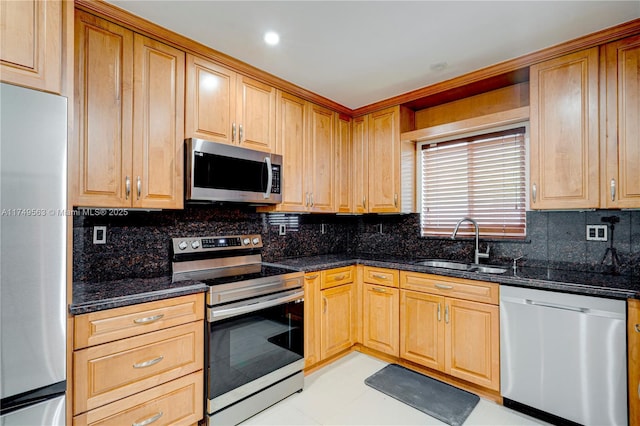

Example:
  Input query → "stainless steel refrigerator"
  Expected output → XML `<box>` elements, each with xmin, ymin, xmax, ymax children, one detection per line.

<box><xmin>0</xmin><ymin>83</ymin><xmax>67</xmax><ymax>425</ymax></box>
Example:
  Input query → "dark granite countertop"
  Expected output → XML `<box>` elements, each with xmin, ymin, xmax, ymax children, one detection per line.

<box><xmin>70</xmin><ymin>276</ymin><xmax>209</xmax><ymax>315</ymax></box>
<box><xmin>268</xmin><ymin>254</ymin><xmax>640</xmax><ymax>300</ymax></box>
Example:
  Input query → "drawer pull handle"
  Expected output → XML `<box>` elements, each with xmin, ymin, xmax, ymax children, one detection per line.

<box><xmin>372</xmin><ymin>287</ymin><xmax>386</xmax><ymax>293</ymax></box>
<box><xmin>333</xmin><ymin>274</ymin><xmax>346</xmax><ymax>281</ymax></box>
<box><xmin>133</xmin><ymin>356</ymin><xmax>164</xmax><ymax>369</ymax></box>
<box><xmin>133</xmin><ymin>411</ymin><xmax>163</xmax><ymax>426</ymax></box>
<box><xmin>435</xmin><ymin>283</ymin><xmax>453</xmax><ymax>290</ymax></box>
<box><xmin>305</xmin><ymin>274</ymin><xmax>319</xmax><ymax>280</ymax></box>
<box><xmin>372</xmin><ymin>274</ymin><xmax>388</xmax><ymax>280</ymax></box>
<box><xmin>133</xmin><ymin>314</ymin><xmax>164</xmax><ymax>324</ymax></box>
<box><xmin>635</xmin><ymin>324</ymin><xmax>640</xmax><ymax>333</ymax></box>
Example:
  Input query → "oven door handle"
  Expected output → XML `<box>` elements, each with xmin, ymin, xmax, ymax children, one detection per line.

<box><xmin>209</xmin><ymin>290</ymin><xmax>304</xmax><ymax>322</ymax></box>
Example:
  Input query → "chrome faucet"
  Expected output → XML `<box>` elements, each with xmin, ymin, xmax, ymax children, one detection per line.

<box><xmin>450</xmin><ymin>217</ymin><xmax>490</xmax><ymax>264</ymax></box>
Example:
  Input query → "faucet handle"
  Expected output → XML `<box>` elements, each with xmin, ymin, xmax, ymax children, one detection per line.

<box><xmin>512</xmin><ymin>255</ymin><xmax>524</xmax><ymax>270</ymax></box>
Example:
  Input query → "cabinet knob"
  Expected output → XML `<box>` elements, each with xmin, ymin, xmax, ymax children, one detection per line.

<box><xmin>532</xmin><ymin>183</ymin><xmax>537</xmax><ymax>203</ymax></box>
<box><xmin>610</xmin><ymin>178</ymin><xmax>616</xmax><ymax>202</ymax></box>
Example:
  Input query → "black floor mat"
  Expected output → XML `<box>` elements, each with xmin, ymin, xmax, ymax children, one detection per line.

<box><xmin>364</xmin><ymin>364</ymin><xmax>479</xmax><ymax>426</ymax></box>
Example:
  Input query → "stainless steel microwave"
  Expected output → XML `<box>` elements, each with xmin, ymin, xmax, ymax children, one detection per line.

<box><xmin>185</xmin><ymin>139</ymin><xmax>282</xmax><ymax>204</ymax></box>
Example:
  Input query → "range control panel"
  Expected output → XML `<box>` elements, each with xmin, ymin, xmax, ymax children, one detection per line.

<box><xmin>172</xmin><ymin>234</ymin><xmax>262</xmax><ymax>254</ymax></box>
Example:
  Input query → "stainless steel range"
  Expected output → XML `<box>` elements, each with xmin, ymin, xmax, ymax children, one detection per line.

<box><xmin>172</xmin><ymin>234</ymin><xmax>304</xmax><ymax>426</ymax></box>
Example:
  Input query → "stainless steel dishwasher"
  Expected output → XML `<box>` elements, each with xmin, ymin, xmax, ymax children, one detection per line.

<box><xmin>500</xmin><ymin>286</ymin><xmax>627</xmax><ymax>426</ymax></box>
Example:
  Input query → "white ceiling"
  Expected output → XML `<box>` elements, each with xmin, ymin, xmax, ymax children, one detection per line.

<box><xmin>108</xmin><ymin>1</ymin><xmax>639</xmax><ymax>110</ymax></box>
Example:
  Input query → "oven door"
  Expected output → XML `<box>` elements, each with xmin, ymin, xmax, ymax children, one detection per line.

<box><xmin>207</xmin><ymin>288</ymin><xmax>304</xmax><ymax>414</ymax></box>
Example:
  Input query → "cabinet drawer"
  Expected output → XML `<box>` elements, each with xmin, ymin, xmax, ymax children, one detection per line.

<box><xmin>73</xmin><ymin>372</ymin><xmax>203</xmax><ymax>426</ymax></box>
<box><xmin>400</xmin><ymin>272</ymin><xmax>498</xmax><ymax>305</ymax></box>
<box><xmin>74</xmin><ymin>293</ymin><xmax>204</xmax><ymax>349</ymax></box>
<box><xmin>74</xmin><ymin>322</ymin><xmax>203</xmax><ymax>415</ymax></box>
<box><xmin>321</xmin><ymin>266</ymin><xmax>354</xmax><ymax>289</ymax></box>
<box><xmin>363</xmin><ymin>267</ymin><xmax>399</xmax><ymax>288</ymax></box>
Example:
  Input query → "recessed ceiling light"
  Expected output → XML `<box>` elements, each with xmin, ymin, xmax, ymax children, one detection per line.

<box><xmin>430</xmin><ymin>62</ymin><xmax>448</xmax><ymax>72</ymax></box>
<box><xmin>264</xmin><ymin>31</ymin><xmax>280</xmax><ymax>46</ymax></box>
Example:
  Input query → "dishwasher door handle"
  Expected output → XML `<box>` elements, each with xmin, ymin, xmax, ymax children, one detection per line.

<box><xmin>526</xmin><ymin>299</ymin><xmax>587</xmax><ymax>313</ymax></box>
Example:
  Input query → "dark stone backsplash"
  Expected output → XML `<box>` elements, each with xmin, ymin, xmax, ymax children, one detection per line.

<box><xmin>73</xmin><ymin>206</ymin><xmax>640</xmax><ymax>282</ymax></box>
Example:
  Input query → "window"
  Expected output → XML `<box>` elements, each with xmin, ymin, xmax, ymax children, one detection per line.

<box><xmin>419</xmin><ymin>126</ymin><xmax>526</xmax><ymax>238</ymax></box>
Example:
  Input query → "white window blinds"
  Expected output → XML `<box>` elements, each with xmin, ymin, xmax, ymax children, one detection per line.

<box><xmin>420</xmin><ymin>127</ymin><xmax>526</xmax><ymax>238</ymax></box>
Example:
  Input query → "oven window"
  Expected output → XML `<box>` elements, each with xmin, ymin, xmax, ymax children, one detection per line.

<box><xmin>209</xmin><ymin>299</ymin><xmax>303</xmax><ymax>399</ymax></box>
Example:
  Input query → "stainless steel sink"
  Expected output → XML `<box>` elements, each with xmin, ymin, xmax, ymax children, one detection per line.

<box><xmin>414</xmin><ymin>259</ymin><xmax>507</xmax><ymax>274</ymax></box>
<box><xmin>414</xmin><ymin>260</ymin><xmax>470</xmax><ymax>271</ymax></box>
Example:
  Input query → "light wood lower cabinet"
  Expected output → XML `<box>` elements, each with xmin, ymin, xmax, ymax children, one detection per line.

<box><xmin>305</xmin><ymin>267</ymin><xmax>356</xmax><ymax>368</ymax></box>
<box><xmin>362</xmin><ymin>267</ymin><xmax>400</xmax><ymax>357</ymax></box>
<box><xmin>400</xmin><ymin>271</ymin><xmax>500</xmax><ymax>391</ymax></box>
<box><xmin>629</xmin><ymin>298</ymin><xmax>640</xmax><ymax>426</ymax></box>
<box><xmin>73</xmin><ymin>293</ymin><xmax>204</xmax><ymax>425</ymax></box>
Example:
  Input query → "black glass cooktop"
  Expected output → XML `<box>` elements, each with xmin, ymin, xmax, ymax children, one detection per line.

<box><xmin>174</xmin><ymin>264</ymin><xmax>299</xmax><ymax>286</ymax></box>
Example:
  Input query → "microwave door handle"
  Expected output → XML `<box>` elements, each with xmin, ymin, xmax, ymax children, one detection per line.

<box><xmin>264</xmin><ymin>156</ymin><xmax>273</xmax><ymax>199</ymax></box>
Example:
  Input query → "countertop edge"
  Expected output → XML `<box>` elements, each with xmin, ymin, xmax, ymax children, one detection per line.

<box><xmin>267</xmin><ymin>257</ymin><xmax>639</xmax><ymax>300</ymax></box>
<box><xmin>69</xmin><ymin>283</ymin><xmax>209</xmax><ymax>315</ymax></box>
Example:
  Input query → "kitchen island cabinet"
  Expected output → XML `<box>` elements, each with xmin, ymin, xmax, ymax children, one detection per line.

<box><xmin>72</xmin><ymin>293</ymin><xmax>204</xmax><ymax>425</ymax></box>
<box><xmin>72</xmin><ymin>10</ymin><xmax>185</xmax><ymax>209</ymax></box>
<box><xmin>400</xmin><ymin>271</ymin><xmax>500</xmax><ymax>391</ymax></box>
<box><xmin>185</xmin><ymin>54</ymin><xmax>276</xmax><ymax>152</ymax></box>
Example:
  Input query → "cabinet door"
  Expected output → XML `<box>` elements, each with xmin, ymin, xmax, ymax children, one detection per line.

<box><xmin>445</xmin><ymin>298</ymin><xmax>499</xmax><ymax>391</ymax></box>
<box><xmin>308</xmin><ymin>103</ymin><xmax>335</xmax><ymax>212</ymax></box>
<box><xmin>368</xmin><ymin>106</ymin><xmax>400</xmax><ymax>212</ymax></box>
<box><xmin>0</xmin><ymin>0</ymin><xmax>61</xmax><ymax>93</ymax></box>
<box><xmin>629</xmin><ymin>299</ymin><xmax>640</xmax><ymax>426</ymax></box>
<box><xmin>132</xmin><ymin>34</ymin><xmax>185</xmax><ymax>209</ymax></box>
<box><xmin>304</xmin><ymin>272</ymin><xmax>321</xmax><ymax>369</ymax></box>
<box><xmin>73</xmin><ymin>11</ymin><xmax>133</xmax><ymax>207</ymax></box>
<box><xmin>185</xmin><ymin>54</ymin><xmax>236</xmax><ymax>144</ymax></box>
<box><xmin>352</xmin><ymin>115</ymin><xmax>369</xmax><ymax>213</ymax></box>
<box><xmin>335</xmin><ymin>114</ymin><xmax>352</xmax><ymax>213</ymax></box>
<box><xmin>275</xmin><ymin>91</ymin><xmax>308</xmax><ymax>212</ymax></box>
<box><xmin>363</xmin><ymin>284</ymin><xmax>399</xmax><ymax>356</ymax></box>
<box><xmin>400</xmin><ymin>290</ymin><xmax>445</xmax><ymax>371</ymax></box>
<box><xmin>321</xmin><ymin>284</ymin><xmax>354</xmax><ymax>359</ymax></box>
<box><xmin>604</xmin><ymin>35</ymin><xmax>640</xmax><ymax>209</ymax></box>
<box><xmin>237</xmin><ymin>75</ymin><xmax>276</xmax><ymax>152</ymax></box>
<box><xmin>530</xmin><ymin>47</ymin><xmax>600</xmax><ymax>209</ymax></box>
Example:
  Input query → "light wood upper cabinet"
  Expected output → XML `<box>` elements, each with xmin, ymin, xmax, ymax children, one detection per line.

<box><xmin>132</xmin><ymin>34</ymin><xmax>185</xmax><ymax>209</ymax></box>
<box><xmin>353</xmin><ymin>106</ymin><xmax>414</xmax><ymax>214</ymax></box>
<box><xmin>352</xmin><ymin>115</ymin><xmax>369</xmax><ymax>213</ymax></box>
<box><xmin>72</xmin><ymin>11</ymin><xmax>184</xmax><ymax>208</ymax></box>
<box><xmin>308</xmin><ymin>103</ymin><xmax>335</xmax><ymax>212</ymax></box>
<box><xmin>273</xmin><ymin>91</ymin><xmax>308</xmax><ymax>211</ymax></box>
<box><xmin>530</xmin><ymin>47</ymin><xmax>600</xmax><ymax>209</ymax></box>
<box><xmin>73</xmin><ymin>11</ymin><xmax>134</xmax><ymax>207</ymax></box>
<box><xmin>603</xmin><ymin>35</ymin><xmax>640</xmax><ymax>209</ymax></box>
<box><xmin>335</xmin><ymin>114</ymin><xmax>352</xmax><ymax>213</ymax></box>
<box><xmin>0</xmin><ymin>0</ymin><xmax>62</xmax><ymax>93</ymax></box>
<box><xmin>267</xmin><ymin>92</ymin><xmax>335</xmax><ymax>213</ymax></box>
<box><xmin>185</xmin><ymin>54</ymin><xmax>276</xmax><ymax>152</ymax></box>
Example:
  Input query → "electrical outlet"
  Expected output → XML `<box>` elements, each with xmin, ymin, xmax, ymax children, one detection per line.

<box><xmin>278</xmin><ymin>224</ymin><xmax>286</xmax><ymax>236</ymax></box>
<box><xmin>586</xmin><ymin>224</ymin><xmax>607</xmax><ymax>241</ymax></box>
<box><xmin>321</xmin><ymin>224</ymin><xmax>327</xmax><ymax>234</ymax></box>
<box><xmin>93</xmin><ymin>226</ymin><xmax>107</xmax><ymax>244</ymax></box>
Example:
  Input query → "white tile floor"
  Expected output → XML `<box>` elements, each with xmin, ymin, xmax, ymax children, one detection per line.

<box><xmin>241</xmin><ymin>351</ymin><xmax>549</xmax><ymax>426</ymax></box>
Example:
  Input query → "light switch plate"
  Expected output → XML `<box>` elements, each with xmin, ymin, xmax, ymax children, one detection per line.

<box><xmin>93</xmin><ymin>226</ymin><xmax>107</xmax><ymax>244</ymax></box>
<box><xmin>586</xmin><ymin>224</ymin><xmax>607</xmax><ymax>241</ymax></box>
